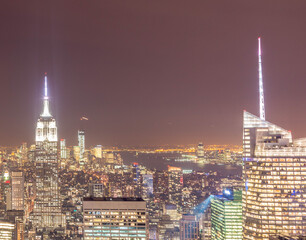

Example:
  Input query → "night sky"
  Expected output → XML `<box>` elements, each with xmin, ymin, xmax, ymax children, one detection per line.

<box><xmin>1</xmin><ymin>1</ymin><xmax>306</xmax><ymax>147</ymax></box>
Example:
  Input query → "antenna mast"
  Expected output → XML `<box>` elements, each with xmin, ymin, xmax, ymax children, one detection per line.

<box><xmin>258</xmin><ymin>37</ymin><xmax>265</xmax><ymax>120</ymax></box>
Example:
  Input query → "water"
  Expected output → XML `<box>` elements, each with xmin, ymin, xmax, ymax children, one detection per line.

<box><xmin>119</xmin><ymin>151</ymin><xmax>242</xmax><ymax>177</ymax></box>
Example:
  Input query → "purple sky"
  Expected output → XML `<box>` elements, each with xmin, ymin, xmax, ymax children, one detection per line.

<box><xmin>1</xmin><ymin>1</ymin><xmax>306</xmax><ymax>147</ymax></box>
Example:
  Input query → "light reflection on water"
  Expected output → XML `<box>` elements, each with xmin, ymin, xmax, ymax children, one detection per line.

<box><xmin>119</xmin><ymin>151</ymin><xmax>242</xmax><ymax>177</ymax></box>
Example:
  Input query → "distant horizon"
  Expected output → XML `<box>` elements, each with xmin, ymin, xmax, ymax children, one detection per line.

<box><xmin>0</xmin><ymin>143</ymin><xmax>242</xmax><ymax>149</ymax></box>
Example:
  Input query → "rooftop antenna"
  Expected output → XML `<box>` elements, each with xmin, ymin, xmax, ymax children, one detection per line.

<box><xmin>44</xmin><ymin>72</ymin><xmax>48</xmax><ymax>99</ymax></box>
<box><xmin>258</xmin><ymin>37</ymin><xmax>265</xmax><ymax>120</ymax></box>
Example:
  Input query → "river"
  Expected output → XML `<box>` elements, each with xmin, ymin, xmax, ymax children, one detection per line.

<box><xmin>119</xmin><ymin>151</ymin><xmax>242</xmax><ymax>177</ymax></box>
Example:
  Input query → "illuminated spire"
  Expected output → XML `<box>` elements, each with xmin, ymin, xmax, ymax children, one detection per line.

<box><xmin>44</xmin><ymin>73</ymin><xmax>48</xmax><ymax>98</ymax></box>
<box><xmin>41</xmin><ymin>73</ymin><xmax>52</xmax><ymax>117</ymax></box>
<box><xmin>258</xmin><ymin>37</ymin><xmax>265</xmax><ymax>120</ymax></box>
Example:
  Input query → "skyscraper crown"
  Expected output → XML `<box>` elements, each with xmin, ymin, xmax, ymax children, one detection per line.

<box><xmin>41</xmin><ymin>73</ymin><xmax>52</xmax><ymax>117</ymax></box>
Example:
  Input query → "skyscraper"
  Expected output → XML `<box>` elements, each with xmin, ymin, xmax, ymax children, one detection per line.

<box><xmin>142</xmin><ymin>174</ymin><xmax>154</xmax><ymax>200</ymax></box>
<box><xmin>60</xmin><ymin>139</ymin><xmax>67</xmax><ymax>159</ymax></box>
<box><xmin>78</xmin><ymin>130</ymin><xmax>85</xmax><ymax>164</ymax></box>
<box><xmin>197</xmin><ymin>142</ymin><xmax>205</xmax><ymax>163</ymax></box>
<box><xmin>168</xmin><ymin>166</ymin><xmax>183</xmax><ymax>210</ymax></box>
<box><xmin>33</xmin><ymin>74</ymin><xmax>64</xmax><ymax>231</ymax></box>
<box><xmin>11</xmin><ymin>171</ymin><xmax>24</xmax><ymax>211</ymax></box>
<box><xmin>242</xmin><ymin>111</ymin><xmax>306</xmax><ymax>239</ymax></box>
<box><xmin>211</xmin><ymin>189</ymin><xmax>242</xmax><ymax>240</ymax></box>
<box><xmin>242</xmin><ymin>38</ymin><xmax>306</xmax><ymax>239</ymax></box>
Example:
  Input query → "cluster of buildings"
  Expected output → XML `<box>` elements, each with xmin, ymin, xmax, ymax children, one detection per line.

<box><xmin>0</xmin><ymin>38</ymin><xmax>306</xmax><ymax>240</ymax></box>
<box><xmin>196</xmin><ymin>142</ymin><xmax>242</xmax><ymax>165</ymax></box>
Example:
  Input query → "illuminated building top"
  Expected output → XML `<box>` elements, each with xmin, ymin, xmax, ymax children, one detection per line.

<box><xmin>243</xmin><ymin>111</ymin><xmax>306</xmax><ymax>239</ymax></box>
<box><xmin>35</xmin><ymin>73</ymin><xmax>57</xmax><ymax>142</ymax></box>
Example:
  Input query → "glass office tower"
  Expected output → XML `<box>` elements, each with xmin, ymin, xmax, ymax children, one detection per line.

<box><xmin>243</xmin><ymin>111</ymin><xmax>306</xmax><ymax>239</ymax></box>
<box><xmin>211</xmin><ymin>190</ymin><xmax>242</xmax><ymax>240</ymax></box>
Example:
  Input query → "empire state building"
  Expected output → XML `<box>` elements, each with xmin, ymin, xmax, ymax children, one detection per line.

<box><xmin>33</xmin><ymin>74</ymin><xmax>64</xmax><ymax>231</ymax></box>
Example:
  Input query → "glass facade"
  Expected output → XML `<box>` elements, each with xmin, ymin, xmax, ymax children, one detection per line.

<box><xmin>243</xmin><ymin>111</ymin><xmax>306</xmax><ymax>239</ymax></box>
<box><xmin>180</xmin><ymin>214</ymin><xmax>200</xmax><ymax>240</ymax></box>
<box><xmin>211</xmin><ymin>191</ymin><xmax>242</xmax><ymax>240</ymax></box>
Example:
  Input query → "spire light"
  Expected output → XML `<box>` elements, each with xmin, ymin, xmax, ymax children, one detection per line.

<box><xmin>41</xmin><ymin>73</ymin><xmax>52</xmax><ymax>117</ymax></box>
<box><xmin>258</xmin><ymin>37</ymin><xmax>265</xmax><ymax>120</ymax></box>
<box><xmin>44</xmin><ymin>73</ymin><xmax>48</xmax><ymax>98</ymax></box>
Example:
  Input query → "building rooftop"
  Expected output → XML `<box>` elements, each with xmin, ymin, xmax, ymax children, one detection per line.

<box><xmin>83</xmin><ymin>197</ymin><xmax>145</xmax><ymax>202</ymax></box>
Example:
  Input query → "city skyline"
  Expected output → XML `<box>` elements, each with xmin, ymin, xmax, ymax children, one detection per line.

<box><xmin>1</xmin><ymin>2</ymin><xmax>305</xmax><ymax>240</ymax></box>
<box><xmin>2</xmin><ymin>1</ymin><xmax>306</xmax><ymax>147</ymax></box>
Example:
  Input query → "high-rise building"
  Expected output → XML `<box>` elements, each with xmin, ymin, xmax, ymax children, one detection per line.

<box><xmin>32</xmin><ymin>74</ymin><xmax>64</xmax><ymax>231</ymax></box>
<box><xmin>197</xmin><ymin>142</ymin><xmax>205</xmax><ymax>163</ymax></box>
<box><xmin>242</xmin><ymin>38</ymin><xmax>306</xmax><ymax>239</ymax></box>
<box><xmin>93</xmin><ymin>145</ymin><xmax>102</xmax><ymax>159</ymax></box>
<box><xmin>78</xmin><ymin>130</ymin><xmax>85</xmax><ymax>164</ymax></box>
<box><xmin>211</xmin><ymin>189</ymin><xmax>242</xmax><ymax>240</ymax></box>
<box><xmin>242</xmin><ymin>111</ymin><xmax>306</xmax><ymax>239</ymax></box>
<box><xmin>168</xmin><ymin>166</ymin><xmax>183</xmax><ymax>209</ymax></box>
<box><xmin>132</xmin><ymin>162</ymin><xmax>141</xmax><ymax>198</ymax></box>
<box><xmin>83</xmin><ymin>197</ymin><xmax>148</xmax><ymax>239</ymax></box>
<box><xmin>73</xmin><ymin>146</ymin><xmax>80</xmax><ymax>162</ymax></box>
<box><xmin>180</xmin><ymin>214</ymin><xmax>200</xmax><ymax>240</ymax></box>
<box><xmin>11</xmin><ymin>171</ymin><xmax>24</xmax><ymax>211</ymax></box>
<box><xmin>60</xmin><ymin>139</ymin><xmax>67</xmax><ymax>159</ymax></box>
<box><xmin>142</xmin><ymin>174</ymin><xmax>153</xmax><ymax>201</ymax></box>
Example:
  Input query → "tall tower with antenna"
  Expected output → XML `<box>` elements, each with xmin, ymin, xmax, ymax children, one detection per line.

<box><xmin>258</xmin><ymin>37</ymin><xmax>265</xmax><ymax>120</ymax></box>
<box><xmin>33</xmin><ymin>73</ymin><xmax>65</xmax><ymax>232</ymax></box>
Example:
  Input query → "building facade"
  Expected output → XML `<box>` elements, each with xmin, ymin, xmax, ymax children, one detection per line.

<box><xmin>78</xmin><ymin>130</ymin><xmax>85</xmax><ymax>164</ymax></box>
<box><xmin>11</xmin><ymin>171</ymin><xmax>24</xmax><ymax>211</ymax></box>
<box><xmin>168</xmin><ymin>166</ymin><xmax>183</xmax><ymax>210</ymax></box>
<box><xmin>211</xmin><ymin>190</ymin><xmax>242</xmax><ymax>240</ymax></box>
<box><xmin>0</xmin><ymin>221</ymin><xmax>14</xmax><ymax>240</ymax></box>
<box><xmin>60</xmin><ymin>139</ymin><xmax>67</xmax><ymax>159</ymax></box>
<box><xmin>243</xmin><ymin>111</ymin><xmax>306</xmax><ymax>239</ymax></box>
<box><xmin>197</xmin><ymin>142</ymin><xmax>205</xmax><ymax>163</ymax></box>
<box><xmin>89</xmin><ymin>183</ymin><xmax>104</xmax><ymax>198</ymax></box>
<box><xmin>83</xmin><ymin>197</ymin><xmax>148</xmax><ymax>239</ymax></box>
<box><xmin>180</xmin><ymin>214</ymin><xmax>199</xmax><ymax>240</ymax></box>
